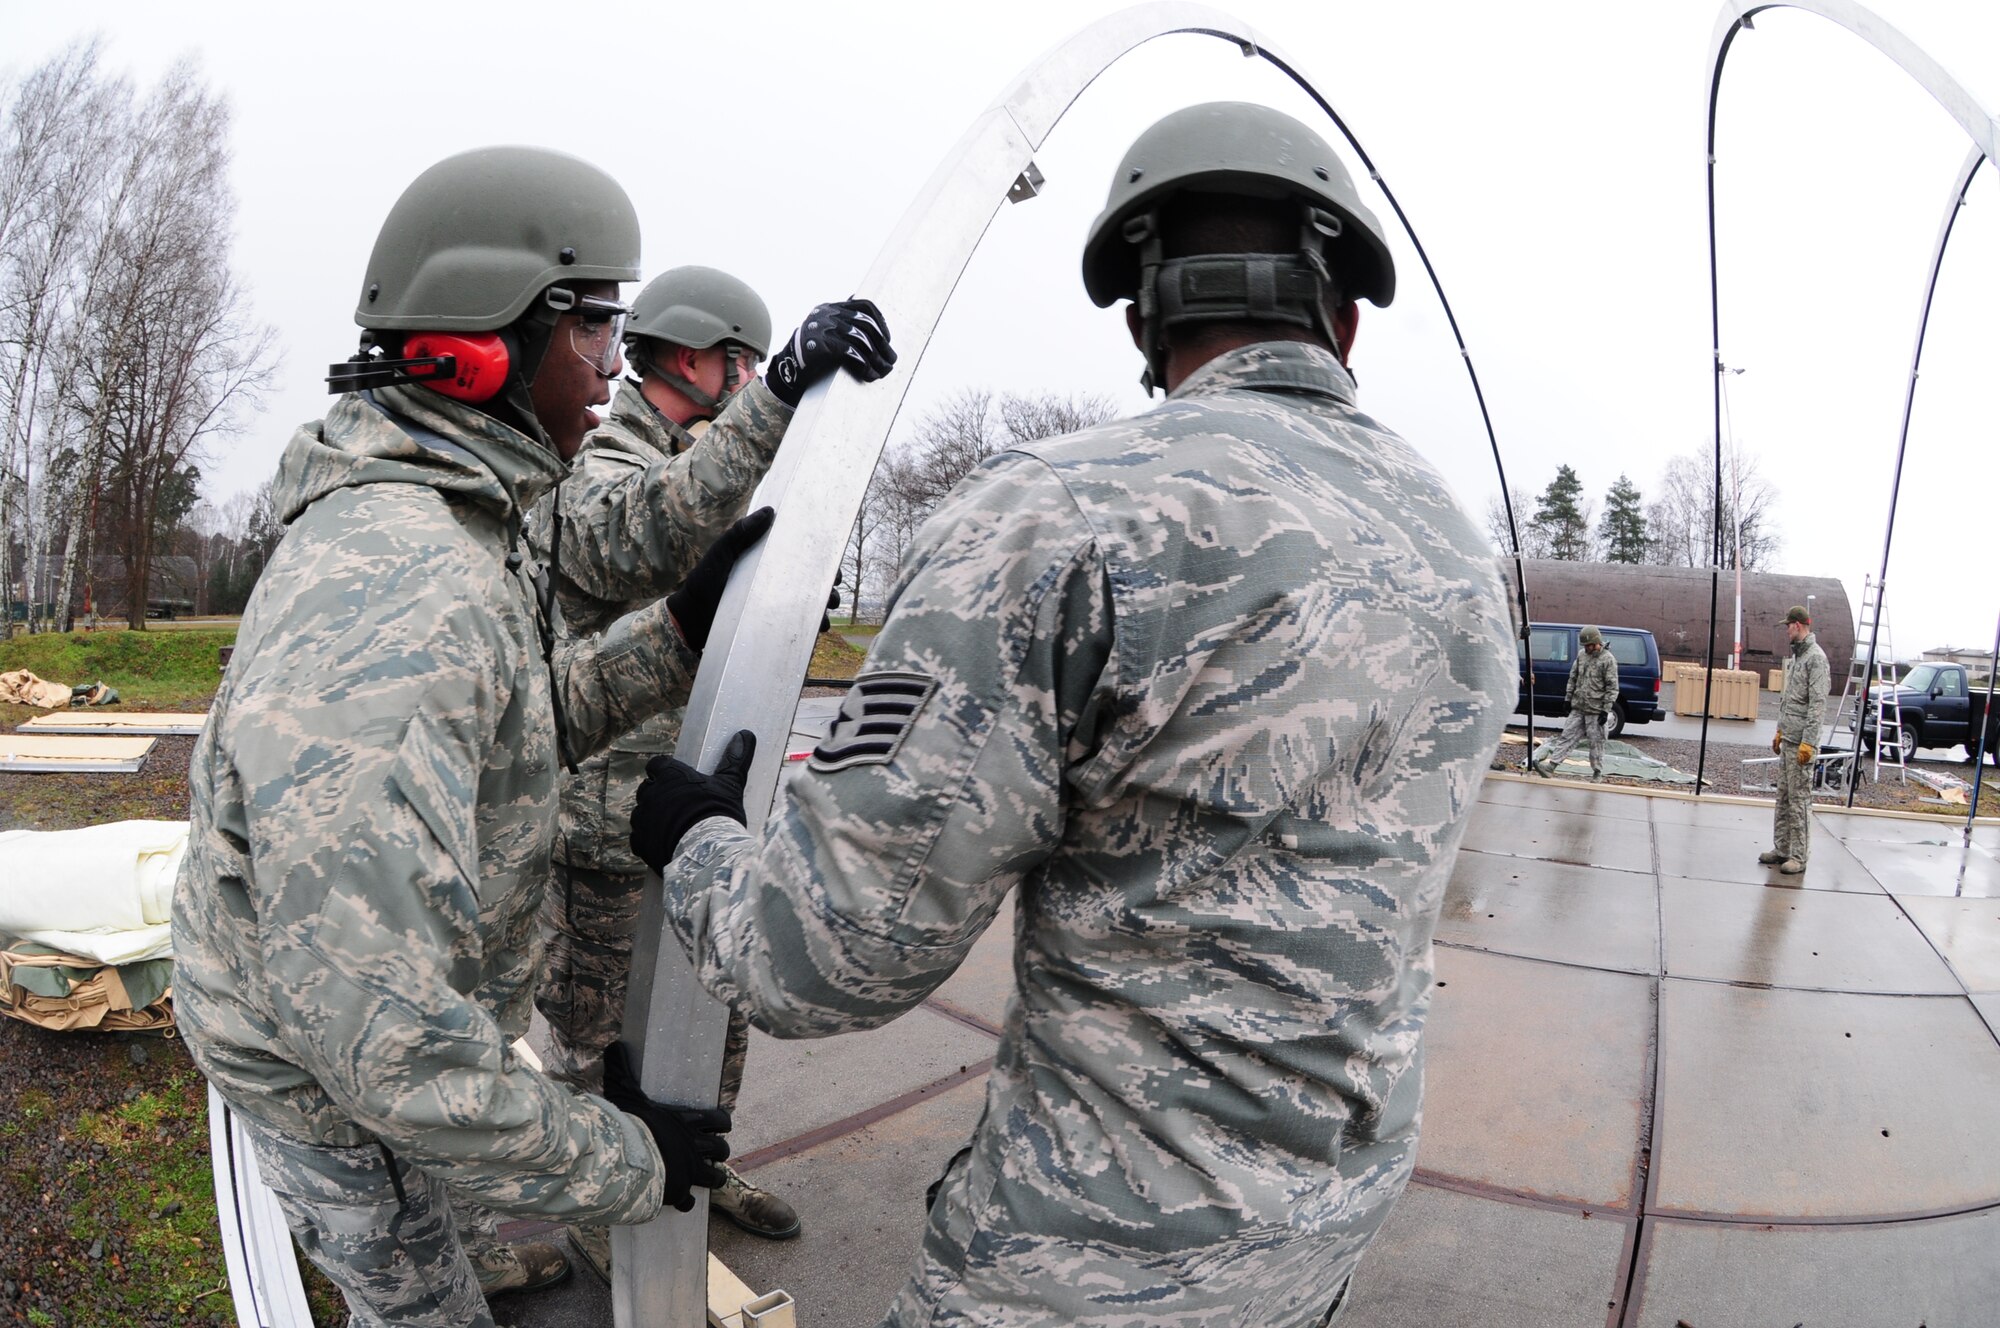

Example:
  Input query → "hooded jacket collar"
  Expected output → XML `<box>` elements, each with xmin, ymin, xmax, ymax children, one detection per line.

<box><xmin>1169</xmin><ymin>340</ymin><xmax>1358</xmax><ymax>407</ymax></box>
<box><xmin>275</xmin><ymin>383</ymin><xmax>568</xmax><ymax>527</ymax></box>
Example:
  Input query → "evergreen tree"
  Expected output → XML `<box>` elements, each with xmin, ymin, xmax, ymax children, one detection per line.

<box><xmin>1598</xmin><ymin>474</ymin><xmax>1649</xmax><ymax>563</ymax></box>
<box><xmin>1531</xmin><ymin>464</ymin><xmax>1592</xmax><ymax>560</ymax></box>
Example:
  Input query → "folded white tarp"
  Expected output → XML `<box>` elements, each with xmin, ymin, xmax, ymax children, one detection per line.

<box><xmin>0</xmin><ymin>819</ymin><xmax>187</xmax><ymax>964</ymax></box>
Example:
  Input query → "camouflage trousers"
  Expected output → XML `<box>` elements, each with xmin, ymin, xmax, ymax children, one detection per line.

<box><xmin>1774</xmin><ymin>748</ymin><xmax>1814</xmax><ymax>865</ymax></box>
<box><xmin>1535</xmin><ymin>709</ymin><xmax>1606</xmax><ymax>773</ymax></box>
<box><xmin>239</xmin><ymin>1114</ymin><xmax>499</xmax><ymax>1328</ymax></box>
<box><xmin>536</xmin><ymin>858</ymin><xmax>749</xmax><ymax>1107</ymax></box>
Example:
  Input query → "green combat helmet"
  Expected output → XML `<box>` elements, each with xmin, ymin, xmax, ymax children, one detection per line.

<box><xmin>355</xmin><ymin>145</ymin><xmax>640</xmax><ymax>331</ymax></box>
<box><xmin>1080</xmin><ymin>101</ymin><xmax>1395</xmax><ymax>392</ymax></box>
<box><xmin>625</xmin><ymin>266</ymin><xmax>772</xmax><ymax>414</ymax></box>
<box><xmin>328</xmin><ymin>145</ymin><xmax>640</xmax><ymax>420</ymax></box>
<box><xmin>1581</xmin><ymin>626</ymin><xmax>1605</xmax><ymax>647</ymax></box>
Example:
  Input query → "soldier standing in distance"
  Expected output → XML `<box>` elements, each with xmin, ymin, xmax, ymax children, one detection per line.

<box><xmin>171</xmin><ymin>147</ymin><xmax>767</xmax><ymax>1326</ymax></box>
<box><xmin>1761</xmin><ymin>605</ymin><xmax>1829</xmax><ymax>874</ymax></box>
<box><xmin>1530</xmin><ymin>624</ymin><xmax>1620</xmax><ymax>781</ymax></box>
<box><xmin>630</xmin><ymin>103</ymin><xmax>1517</xmax><ymax>1327</ymax></box>
<box><xmin>533</xmin><ymin>267</ymin><xmax>895</xmax><ymax>1275</ymax></box>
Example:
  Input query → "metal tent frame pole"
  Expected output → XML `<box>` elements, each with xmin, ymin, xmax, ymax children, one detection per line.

<box><xmin>1698</xmin><ymin>0</ymin><xmax>2000</xmax><ymax>797</ymax></box>
<box><xmin>616</xmin><ymin>3</ymin><xmax>1524</xmax><ymax>1322</ymax></box>
<box><xmin>1967</xmin><ymin>611</ymin><xmax>2000</xmax><ymax>840</ymax></box>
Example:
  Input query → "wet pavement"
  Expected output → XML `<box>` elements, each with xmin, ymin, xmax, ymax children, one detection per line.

<box><xmin>509</xmin><ymin>772</ymin><xmax>2000</xmax><ymax>1327</ymax></box>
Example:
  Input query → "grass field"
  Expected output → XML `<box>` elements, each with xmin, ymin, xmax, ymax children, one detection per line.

<box><xmin>0</xmin><ymin>627</ymin><xmax>235</xmax><ymax>710</ymax></box>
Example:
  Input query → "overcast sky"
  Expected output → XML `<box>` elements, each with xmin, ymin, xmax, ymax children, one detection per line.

<box><xmin>6</xmin><ymin>0</ymin><xmax>1997</xmax><ymax>657</ymax></box>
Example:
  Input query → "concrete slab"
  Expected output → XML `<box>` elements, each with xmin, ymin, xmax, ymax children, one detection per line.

<box><xmin>1438</xmin><ymin>851</ymin><xmax>1658</xmax><ymax>975</ymax></box>
<box><xmin>1643</xmin><ymin>794</ymin><xmax>1765</xmax><ymax>828</ymax></box>
<box><xmin>1847</xmin><ymin>838</ymin><xmax>2000</xmax><ymax>898</ymax></box>
<box><xmin>713</xmin><ymin>1075</ymin><xmax>990</xmax><ymax>1328</ymax></box>
<box><xmin>1653</xmin><ymin>822</ymin><xmax>1883</xmax><ymax>893</ymax></box>
<box><xmin>1653</xmin><ymin>980</ymin><xmax>2000</xmax><ymax>1218</ymax></box>
<box><xmin>728</xmin><ymin>1006</ymin><xmax>996</xmax><ymax>1156</ymax></box>
<box><xmin>1895</xmin><ymin>893</ymin><xmax>2000</xmax><ymax>993</ymax></box>
<box><xmin>1478</xmin><ymin>775</ymin><xmax>1653</xmax><ymax>821</ymax></box>
<box><xmin>1629</xmin><ymin>1207</ymin><xmax>2000</xmax><ymax>1328</ymax></box>
<box><xmin>1817</xmin><ymin>809</ymin><xmax>1963</xmax><ymax>845</ymax></box>
<box><xmin>925</xmin><ymin>894</ymin><xmax>1015</xmax><ymax>1031</ymax></box>
<box><xmin>1420</xmin><ymin>949</ymin><xmax>1652</xmax><ymax>1209</ymax></box>
<box><xmin>1341</xmin><ymin>1183</ymin><xmax>1631</xmax><ymax>1328</ymax></box>
<box><xmin>1660</xmin><ymin>877</ymin><xmax>1959</xmax><ymax>994</ymax></box>
<box><xmin>1460</xmin><ymin>803</ymin><xmax>1654</xmax><ymax>874</ymax></box>
<box><xmin>1976</xmin><ymin>993</ymin><xmax>2000</xmax><ymax>1043</ymax></box>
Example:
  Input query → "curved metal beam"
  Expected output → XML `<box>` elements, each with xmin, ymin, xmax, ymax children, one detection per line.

<box><xmin>208</xmin><ymin>1086</ymin><xmax>311</xmax><ymax>1327</ymax></box>
<box><xmin>622</xmin><ymin>3</ymin><xmax>1528</xmax><ymax>1322</ymax></box>
<box><xmin>1846</xmin><ymin>144</ymin><xmax>1989</xmax><ymax>805</ymax></box>
<box><xmin>1696</xmin><ymin>0</ymin><xmax>2000</xmax><ymax>793</ymax></box>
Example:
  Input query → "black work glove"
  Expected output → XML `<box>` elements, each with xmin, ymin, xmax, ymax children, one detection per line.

<box><xmin>765</xmin><ymin>299</ymin><xmax>896</xmax><ymax>407</ymax></box>
<box><xmin>666</xmin><ymin>508</ymin><xmax>774</xmax><ymax>652</ymax></box>
<box><xmin>822</xmin><ymin>570</ymin><xmax>842</xmax><ymax>635</ymax></box>
<box><xmin>631</xmin><ymin>729</ymin><xmax>757</xmax><ymax>873</ymax></box>
<box><xmin>600</xmin><ymin>1043</ymin><xmax>731</xmax><ymax>1213</ymax></box>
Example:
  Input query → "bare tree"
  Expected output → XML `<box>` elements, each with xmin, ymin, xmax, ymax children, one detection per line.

<box><xmin>857</xmin><ymin>388</ymin><xmax>1120</xmax><ymax>601</ymax></box>
<box><xmin>1646</xmin><ymin>446</ymin><xmax>1780</xmax><ymax>571</ymax></box>
<box><xmin>1484</xmin><ymin>489</ymin><xmax>1548</xmax><ymax>558</ymax></box>
<box><xmin>45</xmin><ymin>61</ymin><xmax>276</xmax><ymax>628</ymax></box>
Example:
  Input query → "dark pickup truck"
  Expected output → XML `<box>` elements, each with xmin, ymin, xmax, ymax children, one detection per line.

<box><xmin>1861</xmin><ymin>662</ymin><xmax>2000</xmax><ymax>765</ymax></box>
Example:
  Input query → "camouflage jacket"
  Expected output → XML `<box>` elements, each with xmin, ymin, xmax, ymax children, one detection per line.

<box><xmin>172</xmin><ymin>383</ymin><xmax>699</xmax><ymax>1226</ymax></box>
<box><xmin>662</xmin><ymin>342</ymin><xmax>1516</xmax><ymax>1326</ymax></box>
<box><xmin>527</xmin><ymin>377</ymin><xmax>790</xmax><ymax>874</ymax></box>
<box><xmin>1566</xmin><ymin>646</ymin><xmax>1620</xmax><ymax>715</ymax></box>
<box><xmin>1779</xmin><ymin>631</ymin><xmax>1830</xmax><ymax>743</ymax></box>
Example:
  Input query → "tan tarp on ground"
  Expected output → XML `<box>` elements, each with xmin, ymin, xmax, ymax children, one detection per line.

<box><xmin>0</xmin><ymin>947</ymin><xmax>173</xmax><ymax>1033</ymax></box>
<box><xmin>0</xmin><ymin>670</ymin><xmax>73</xmax><ymax>709</ymax></box>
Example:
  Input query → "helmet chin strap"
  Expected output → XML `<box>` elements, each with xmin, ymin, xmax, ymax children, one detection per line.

<box><xmin>636</xmin><ymin>343</ymin><xmax>726</xmax><ymax>421</ymax></box>
<box><xmin>1128</xmin><ymin>203</ymin><xmax>1347</xmax><ymax>396</ymax></box>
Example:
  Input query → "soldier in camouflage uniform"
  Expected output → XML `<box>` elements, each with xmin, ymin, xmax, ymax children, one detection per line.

<box><xmin>1761</xmin><ymin>605</ymin><xmax>1829</xmax><ymax>874</ymax></box>
<box><xmin>1530</xmin><ymin>625</ymin><xmax>1621</xmax><ymax>781</ymax></box>
<box><xmin>172</xmin><ymin>147</ymin><xmax>749</xmax><ymax>1327</ymax></box>
<box><xmin>631</xmin><ymin>103</ymin><xmax>1516</xmax><ymax>1327</ymax></box>
<box><xmin>534</xmin><ymin>270</ymin><xmax>892</xmax><ymax>1264</ymax></box>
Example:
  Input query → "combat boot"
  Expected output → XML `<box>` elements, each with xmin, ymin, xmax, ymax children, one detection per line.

<box><xmin>711</xmin><ymin>1164</ymin><xmax>801</xmax><ymax>1240</ymax></box>
<box><xmin>567</xmin><ymin>1224</ymin><xmax>611</xmax><ymax>1285</ymax></box>
<box><xmin>1779</xmin><ymin>859</ymin><xmax>1806</xmax><ymax>875</ymax></box>
<box><xmin>471</xmin><ymin>1238</ymin><xmax>570</xmax><ymax>1298</ymax></box>
<box><xmin>1530</xmin><ymin>760</ymin><xmax>1551</xmax><ymax>779</ymax></box>
<box><xmin>1757</xmin><ymin>850</ymin><xmax>1786</xmax><ymax>865</ymax></box>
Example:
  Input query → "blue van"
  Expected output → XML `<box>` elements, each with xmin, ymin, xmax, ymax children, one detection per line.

<box><xmin>1517</xmin><ymin>622</ymin><xmax>1663</xmax><ymax>737</ymax></box>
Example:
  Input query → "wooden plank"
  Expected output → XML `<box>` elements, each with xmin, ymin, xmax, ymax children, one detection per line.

<box><xmin>19</xmin><ymin>712</ymin><xmax>206</xmax><ymax>736</ymax></box>
<box><xmin>706</xmin><ymin>1252</ymin><xmax>759</xmax><ymax>1328</ymax></box>
<box><xmin>0</xmin><ymin>734</ymin><xmax>155</xmax><ymax>772</ymax></box>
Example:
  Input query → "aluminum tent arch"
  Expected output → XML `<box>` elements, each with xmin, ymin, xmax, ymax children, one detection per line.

<box><xmin>207</xmin><ymin>5</ymin><xmax>1525</xmax><ymax>1324</ymax></box>
<box><xmin>1695</xmin><ymin>0</ymin><xmax>2000</xmax><ymax>793</ymax></box>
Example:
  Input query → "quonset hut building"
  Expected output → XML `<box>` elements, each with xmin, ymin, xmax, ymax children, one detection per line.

<box><xmin>1507</xmin><ymin>558</ymin><xmax>1855</xmax><ymax>681</ymax></box>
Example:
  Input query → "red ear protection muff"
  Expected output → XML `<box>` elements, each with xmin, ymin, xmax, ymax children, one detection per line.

<box><xmin>401</xmin><ymin>333</ymin><xmax>510</xmax><ymax>403</ymax></box>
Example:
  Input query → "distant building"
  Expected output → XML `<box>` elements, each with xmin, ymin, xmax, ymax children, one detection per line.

<box><xmin>1502</xmin><ymin>558</ymin><xmax>1855</xmax><ymax>679</ymax></box>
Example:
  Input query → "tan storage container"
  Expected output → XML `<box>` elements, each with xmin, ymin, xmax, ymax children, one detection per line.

<box><xmin>1674</xmin><ymin>667</ymin><xmax>1761</xmax><ymax>720</ymax></box>
<box><xmin>1768</xmin><ymin>667</ymin><xmax>1786</xmax><ymax>692</ymax></box>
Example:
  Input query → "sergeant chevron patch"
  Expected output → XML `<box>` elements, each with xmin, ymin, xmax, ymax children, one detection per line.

<box><xmin>809</xmin><ymin>671</ymin><xmax>937</xmax><ymax>772</ymax></box>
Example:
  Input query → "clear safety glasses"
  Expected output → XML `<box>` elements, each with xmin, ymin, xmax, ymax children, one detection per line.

<box><xmin>546</xmin><ymin>288</ymin><xmax>631</xmax><ymax>377</ymax></box>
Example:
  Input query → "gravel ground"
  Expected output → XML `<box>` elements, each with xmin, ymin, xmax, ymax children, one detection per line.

<box><xmin>1497</xmin><ymin>723</ymin><xmax>2000</xmax><ymax>816</ymax></box>
<box><xmin>0</xmin><ymin>1020</ymin><xmax>231</xmax><ymax>1327</ymax></box>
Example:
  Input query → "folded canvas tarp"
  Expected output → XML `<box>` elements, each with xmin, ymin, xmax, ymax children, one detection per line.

<box><xmin>0</xmin><ymin>819</ymin><xmax>186</xmax><ymax>964</ymax></box>
<box><xmin>0</xmin><ymin>670</ymin><xmax>73</xmax><ymax>709</ymax></box>
<box><xmin>0</xmin><ymin>943</ymin><xmax>172</xmax><ymax>1033</ymax></box>
<box><xmin>0</xmin><ymin>819</ymin><xmax>187</xmax><ymax>1033</ymax></box>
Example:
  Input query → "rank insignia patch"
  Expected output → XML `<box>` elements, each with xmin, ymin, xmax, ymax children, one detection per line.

<box><xmin>809</xmin><ymin>671</ymin><xmax>938</xmax><ymax>772</ymax></box>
